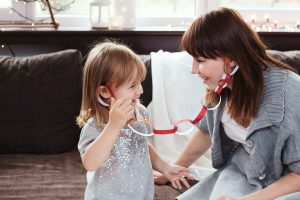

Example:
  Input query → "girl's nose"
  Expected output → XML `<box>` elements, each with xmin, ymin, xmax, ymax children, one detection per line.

<box><xmin>191</xmin><ymin>59</ymin><xmax>200</xmax><ymax>74</ymax></box>
<box><xmin>137</xmin><ymin>83</ymin><xmax>143</xmax><ymax>94</ymax></box>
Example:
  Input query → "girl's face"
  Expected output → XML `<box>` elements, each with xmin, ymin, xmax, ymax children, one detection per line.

<box><xmin>112</xmin><ymin>79</ymin><xmax>143</xmax><ymax>107</ymax></box>
<box><xmin>192</xmin><ymin>56</ymin><xmax>229</xmax><ymax>91</ymax></box>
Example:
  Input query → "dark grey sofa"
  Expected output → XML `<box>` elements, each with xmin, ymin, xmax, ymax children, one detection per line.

<box><xmin>0</xmin><ymin>49</ymin><xmax>183</xmax><ymax>200</ymax></box>
<box><xmin>0</xmin><ymin>48</ymin><xmax>299</xmax><ymax>200</ymax></box>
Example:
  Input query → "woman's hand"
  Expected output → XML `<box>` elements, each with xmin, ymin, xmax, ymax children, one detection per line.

<box><xmin>216</xmin><ymin>195</ymin><xmax>239</xmax><ymax>200</ymax></box>
<box><xmin>108</xmin><ymin>98</ymin><xmax>135</xmax><ymax>130</ymax></box>
<box><xmin>161</xmin><ymin>164</ymin><xmax>195</xmax><ymax>189</ymax></box>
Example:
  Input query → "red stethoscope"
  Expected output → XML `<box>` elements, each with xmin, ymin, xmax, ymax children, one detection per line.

<box><xmin>98</xmin><ymin>66</ymin><xmax>239</xmax><ymax>137</ymax></box>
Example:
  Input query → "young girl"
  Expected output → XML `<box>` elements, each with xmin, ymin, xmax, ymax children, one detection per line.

<box><xmin>77</xmin><ymin>41</ymin><xmax>193</xmax><ymax>200</ymax></box>
<box><xmin>156</xmin><ymin>7</ymin><xmax>300</xmax><ymax>200</ymax></box>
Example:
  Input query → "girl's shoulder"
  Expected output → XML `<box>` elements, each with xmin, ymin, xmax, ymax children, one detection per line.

<box><xmin>81</xmin><ymin>117</ymin><xmax>103</xmax><ymax>135</ymax></box>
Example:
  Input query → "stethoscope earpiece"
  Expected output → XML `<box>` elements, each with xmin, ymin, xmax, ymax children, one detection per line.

<box><xmin>98</xmin><ymin>96</ymin><xmax>109</xmax><ymax>107</ymax></box>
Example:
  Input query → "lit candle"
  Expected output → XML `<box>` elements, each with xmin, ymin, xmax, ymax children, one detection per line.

<box><xmin>268</xmin><ymin>27</ymin><xmax>272</xmax><ymax>32</ymax></box>
<box><xmin>109</xmin><ymin>16</ymin><xmax>123</xmax><ymax>30</ymax></box>
<box><xmin>111</xmin><ymin>0</ymin><xmax>136</xmax><ymax>29</ymax></box>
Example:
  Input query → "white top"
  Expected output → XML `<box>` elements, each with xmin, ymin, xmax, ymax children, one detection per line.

<box><xmin>221</xmin><ymin>107</ymin><xmax>250</xmax><ymax>144</ymax></box>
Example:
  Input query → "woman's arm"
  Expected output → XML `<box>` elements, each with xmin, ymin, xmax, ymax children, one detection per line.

<box><xmin>239</xmin><ymin>172</ymin><xmax>300</xmax><ymax>200</ymax></box>
<box><xmin>217</xmin><ymin>172</ymin><xmax>300</xmax><ymax>200</ymax></box>
<box><xmin>153</xmin><ymin>128</ymin><xmax>211</xmax><ymax>187</ymax></box>
<box><xmin>174</xmin><ymin>129</ymin><xmax>212</xmax><ymax>167</ymax></box>
<box><xmin>149</xmin><ymin>128</ymin><xmax>211</xmax><ymax>170</ymax></box>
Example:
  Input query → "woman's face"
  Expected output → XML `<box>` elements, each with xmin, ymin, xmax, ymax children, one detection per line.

<box><xmin>192</xmin><ymin>56</ymin><xmax>228</xmax><ymax>91</ymax></box>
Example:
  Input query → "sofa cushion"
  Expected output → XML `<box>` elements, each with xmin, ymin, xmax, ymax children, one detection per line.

<box><xmin>0</xmin><ymin>50</ymin><xmax>83</xmax><ymax>154</ymax></box>
<box><xmin>268</xmin><ymin>50</ymin><xmax>300</xmax><ymax>74</ymax></box>
<box><xmin>0</xmin><ymin>149</ymin><xmax>183</xmax><ymax>200</ymax></box>
<box><xmin>0</xmin><ymin>150</ymin><xmax>86</xmax><ymax>199</ymax></box>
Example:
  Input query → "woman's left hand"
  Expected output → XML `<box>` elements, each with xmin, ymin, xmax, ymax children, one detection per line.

<box><xmin>216</xmin><ymin>195</ymin><xmax>239</xmax><ymax>200</ymax></box>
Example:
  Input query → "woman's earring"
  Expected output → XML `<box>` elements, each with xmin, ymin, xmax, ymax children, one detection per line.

<box><xmin>98</xmin><ymin>96</ymin><xmax>109</xmax><ymax>107</ymax></box>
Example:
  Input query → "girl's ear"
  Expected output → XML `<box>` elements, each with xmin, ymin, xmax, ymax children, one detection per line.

<box><xmin>98</xmin><ymin>86</ymin><xmax>111</xmax><ymax>98</ymax></box>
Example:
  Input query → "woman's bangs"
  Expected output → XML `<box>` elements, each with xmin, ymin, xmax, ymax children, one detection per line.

<box><xmin>182</xmin><ymin>22</ymin><xmax>220</xmax><ymax>59</ymax></box>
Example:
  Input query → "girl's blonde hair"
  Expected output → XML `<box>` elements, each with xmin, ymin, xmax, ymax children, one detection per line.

<box><xmin>76</xmin><ymin>41</ymin><xmax>146</xmax><ymax>128</ymax></box>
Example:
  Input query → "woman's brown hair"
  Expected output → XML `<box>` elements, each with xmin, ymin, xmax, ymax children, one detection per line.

<box><xmin>181</xmin><ymin>7</ymin><xmax>294</xmax><ymax>124</ymax></box>
<box><xmin>76</xmin><ymin>41</ymin><xmax>146</xmax><ymax>128</ymax></box>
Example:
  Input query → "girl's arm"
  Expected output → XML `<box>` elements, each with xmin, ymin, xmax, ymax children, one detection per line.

<box><xmin>81</xmin><ymin>123</ymin><xmax>121</xmax><ymax>171</ymax></box>
<box><xmin>81</xmin><ymin>98</ymin><xmax>134</xmax><ymax>171</ymax></box>
<box><xmin>149</xmin><ymin>143</ymin><xmax>193</xmax><ymax>189</ymax></box>
<box><xmin>148</xmin><ymin>143</ymin><xmax>169</xmax><ymax>173</ymax></box>
<box><xmin>238</xmin><ymin>172</ymin><xmax>300</xmax><ymax>200</ymax></box>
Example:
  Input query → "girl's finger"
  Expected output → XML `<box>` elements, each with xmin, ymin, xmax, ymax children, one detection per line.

<box><xmin>119</xmin><ymin>98</ymin><xmax>132</xmax><ymax>108</ymax></box>
<box><xmin>171</xmin><ymin>181</ymin><xmax>177</xmax><ymax>189</ymax></box>
<box><xmin>110</xmin><ymin>97</ymin><xmax>116</xmax><ymax>106</ymax></box>
<box><xmin>123</xmin><ymin>104</ymin><xmax>134</xmax><ymax>114</ymax></box>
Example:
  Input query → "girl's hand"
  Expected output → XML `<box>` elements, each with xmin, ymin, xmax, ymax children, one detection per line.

<box><xmin>153</xmin><ymin>170</ymin><xmax>169</xmax><ymax>185</ymax></box>
<box><xmin>108</xmin><ymin>97</ymin><xmax>135</xmax><ymax>130</ymax></box>
<box><xmin>216</xmin><ymin>195</ymin><xmax>239</xmax><ymax>200</ymax></box>
<box><xmin>162</xmin><ymin>165</ymin><xmax>195</xmax><ymax>190</ymax></box>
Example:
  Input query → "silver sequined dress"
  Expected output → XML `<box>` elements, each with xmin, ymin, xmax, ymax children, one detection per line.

<box><xmin>78</xmin><ymin>104</ymin><xmax>154</xmax><ymax>200</ymax></box>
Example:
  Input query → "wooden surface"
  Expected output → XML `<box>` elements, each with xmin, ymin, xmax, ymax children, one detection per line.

<box><xmin>0</xmin><ymin>27</ymin><xmax>300</xmax><ymax>56</ymax></box>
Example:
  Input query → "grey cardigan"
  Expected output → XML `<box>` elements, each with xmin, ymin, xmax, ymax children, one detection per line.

<box><xmin>197</xmin><ymin>67</ymin><xmax>300</xmax><ymax>188</ymax></box>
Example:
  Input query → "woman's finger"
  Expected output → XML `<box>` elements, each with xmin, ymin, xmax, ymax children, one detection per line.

<box><xmin>175</xmin><ymin>179</ymin><xmax>182</xmax><ymax>190</ymax></box>
<box><xmin>182</xmin><ymin>173</ymin><xmax>196</xmax><ymax>180</ymax></box>
<box><xmin>180</xmin><ymin>177</ymin><xmax>191</xmax><ymax>188</ymax></box>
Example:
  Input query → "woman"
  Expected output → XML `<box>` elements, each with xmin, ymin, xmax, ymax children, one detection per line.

<box><xmin>156</xmin><ymin>7</ymin><xmax>300</xmax><ymax>200</ymax></box>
